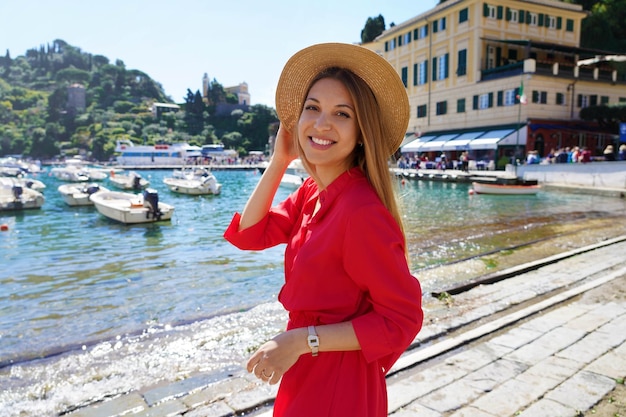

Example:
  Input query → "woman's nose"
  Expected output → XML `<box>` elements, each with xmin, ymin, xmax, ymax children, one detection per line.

<box><xmin>313</xmin><ymin>113</ymin><xmax>331</xmax><ymax>130</ymax></box>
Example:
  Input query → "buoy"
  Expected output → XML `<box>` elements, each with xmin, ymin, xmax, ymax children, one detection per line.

<box><xmin>0</xmin><ymin>224</ymin><xmax>9</xmax><ymax>231</ymax></box>
<box><xmin>468</xmin><ymin>189</ymin><xmax>475</xmax><ymax>195</ymax></box>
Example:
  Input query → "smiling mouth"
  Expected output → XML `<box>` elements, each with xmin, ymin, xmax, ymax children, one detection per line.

<box><xmin>310</xmin><ymin>137</ymin><xmax>335</xmax><ymax>146</ymax></box>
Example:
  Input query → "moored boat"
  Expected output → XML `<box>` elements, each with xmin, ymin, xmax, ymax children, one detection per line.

<box><xmin>472</xmin><ymin>181</ymin><xmax>540</xmax><ymax>195</ymax></box>
<box><xmin>0</xmin><ymin>177</ymin><xmax>45</xmax><ymax>211</ymax></box>
<box><xmin>108</xmin><ymin>171</ymin><xmax>150</xmax><ymax>190</ymax></box>
<box><xmin>163</xmin><ymin>173</ymin><xmax>222</xmax><ymax>195</ymax></box>
<box><xmin>90</xmin><ymin>188</ymin><xmax>174</xmax><ymax>224</ymax></box>
<box><xmin>58</xmin><ymin>183</ymin><xmax>109</xmax><ymax>206</ymax></box>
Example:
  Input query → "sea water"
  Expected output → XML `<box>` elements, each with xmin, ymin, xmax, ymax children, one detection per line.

<box><xmin>1</xmin><ymin>168</ymin><xmax>625</xmax><ymax>367</ymax></box>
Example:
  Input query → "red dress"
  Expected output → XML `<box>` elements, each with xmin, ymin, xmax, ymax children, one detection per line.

<box><xmin>224</xmin><ymin>167</ymin><xmax>423</xmax><ymax>417</ymax></box>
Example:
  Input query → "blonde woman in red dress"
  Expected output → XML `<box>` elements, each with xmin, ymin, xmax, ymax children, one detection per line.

<box><xmin>224</xmin><ymin>43</ymin><xmax>423</xmax><ymax>417</ymax></box>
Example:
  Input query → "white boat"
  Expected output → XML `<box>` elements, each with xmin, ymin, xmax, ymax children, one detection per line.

<box><xmin>0</xmin><ymin>177</ymin><xmax>45</xmax><ymax>211</ymax></box>
<box><xmin>50</xmin><ymin>166</ymin><xmax>90</xmax><ymax>182</ymax></box>
<box><xmin>58</xmin><ymin>183</ymin><xmax>109</xmax><ymax>206</ymax></box>
<box><xmin>90</xmin><ymin>189</ymin><xmax>174</xmax><ymax>224</ymax></box>
<box><xmin>163</xmin><ymin>172</ymin><xmax>222</xmax><ymax>195</ymax></box>
<box><xmin>115</xmin><ymin>139</ymin><xmax>202</xmax><ymax>166</ymax></box>
<box><xmin>472</xmin><ymin>181</ymin><xmax>540</xmax><ymax>195</ymax></box>
<box><xmin>108</xmin><ymin>171</ymin><xmax>150</xmax><ymax>190</ymax></box>
<box><xmin>258</xmin><ymin>159</ymin><xmax>308</xmax><ymax>189</ymax></box>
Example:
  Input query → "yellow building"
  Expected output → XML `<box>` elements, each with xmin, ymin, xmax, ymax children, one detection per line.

<box><xmin>367</xmin><ymin>0</ymin><xmax>626</xmax><ymax>164</ymax></box>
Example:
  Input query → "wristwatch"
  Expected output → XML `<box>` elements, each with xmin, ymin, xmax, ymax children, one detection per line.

<box><xmin>307</xmin><ymin>326</ymin><xmax>319</xmax><ymax>357</ymax></box>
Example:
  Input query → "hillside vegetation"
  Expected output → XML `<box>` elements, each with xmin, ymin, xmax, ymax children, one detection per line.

<box><xmin>0</xmin><ymin>39</ymin><xmax>278</xmax><ymax>161</ymax></box>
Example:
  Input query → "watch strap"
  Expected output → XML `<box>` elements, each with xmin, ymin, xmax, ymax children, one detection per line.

<box><xmin>307</xmin><ymin>325</ymin><xmax>319</xmax><ymax>357</ymax></box>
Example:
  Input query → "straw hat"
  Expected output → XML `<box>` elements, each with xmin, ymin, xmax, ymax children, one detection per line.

<box><xmin>275</xmin><ymin>43</ymin><xmax>410</xmax><ymax>156</ymax></box>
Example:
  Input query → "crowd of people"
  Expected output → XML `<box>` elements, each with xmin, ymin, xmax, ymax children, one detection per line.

<box><xmin>539</xmin><ymin>144</ymin><xmax>626</xmax><ymax>164</ymax></box>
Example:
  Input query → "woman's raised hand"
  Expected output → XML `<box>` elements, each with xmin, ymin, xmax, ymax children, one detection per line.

<box><xmin>272</xmin><ymin>123</ymin><xmax>298</xmax><ymax>166</ymax></box>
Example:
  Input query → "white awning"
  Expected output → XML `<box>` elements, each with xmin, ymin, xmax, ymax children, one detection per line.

<box><xmin>468</xmin><ymin>129</ymin><xmax>515</xmax><ymax>150</ymax></box>
<box><xmin>441</xmin><ymin>131</ymin><xmax>485</xmax><ymax>151</ymax></box>
<box><xmin>498</xmin><ymin>126</ymin><xmax>527</xmax><ymax>146</ymax></box>
<box><xmin>401</xmin><ymin>135</ymin><xmax>437</xmax><ymax>153</ymax></box>
<box><xmin>418</xmin><ymin>134</ymin><xmax>459</xmax><ymax>152</ymax></box>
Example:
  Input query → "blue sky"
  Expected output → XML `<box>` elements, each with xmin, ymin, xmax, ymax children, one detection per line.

<box><xmin>0</xmin><ymin>0</ymin><xmax>435</xmax><ymax>107</ymax></box>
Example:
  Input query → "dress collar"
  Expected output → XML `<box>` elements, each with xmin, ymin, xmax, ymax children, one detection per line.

<box><xmin>313</xmin><ymin>166</ymin><xmax>364</xmax><ymax>220</ymax></box>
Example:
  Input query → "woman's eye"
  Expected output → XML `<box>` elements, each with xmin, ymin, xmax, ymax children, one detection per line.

<box><xmin>304</xmin><ymin>105</ymin><xmax>319</xmax><ymax>112</ymax></box>
<box><xmin>336</xmin><ymin>111</ymin><xmax>350</xmax><ymax>118</ymax></box>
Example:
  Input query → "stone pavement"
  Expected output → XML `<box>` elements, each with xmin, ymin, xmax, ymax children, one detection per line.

<box><xmin>67</xmin><ymin>237</ymin><xmax>626</xmax><ymax>417</ymax></box>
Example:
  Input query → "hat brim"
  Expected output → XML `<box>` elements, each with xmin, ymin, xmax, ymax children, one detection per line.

<box><xmin>275</xmin><ymin>43</ymin><xmax>409</xmax><ymax>156</ymax></box>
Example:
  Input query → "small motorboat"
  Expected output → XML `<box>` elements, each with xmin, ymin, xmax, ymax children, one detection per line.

<box><xmin>108</xmin><ymin>171</ymin><xmax>150</xmax><ymax>190</ymax></box>
<box><xmin>163</xmin><ymin>170</ymin><xmax>222</xmax><ymax>195</ymax></box>
<box><xmin>0</xmin><ymin>177</ymin><xmax>45</xmax><ymax>211</ymax></box>
<box><xmin>90</xmin><ymin>188</ymin><xmax>174</xmax><ymax>224</ymax></box>
<box><xmin>58</xmin><ymin>183</ymin><xmax>109</xmax><ymax>206</ymax></box>
<box><xmin>471</xmin><ymin>181</ymin><xmax>541</xmax><ymax>195</ymax></box>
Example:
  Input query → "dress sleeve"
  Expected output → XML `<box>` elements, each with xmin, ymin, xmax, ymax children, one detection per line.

<box><xmin>223</xmin><ymin>184</ymin><xmax>306</xmax><ymax>250</ymax></box>
<box><xmin>345</xmin><ymin>204</ymin><xmax>423</xmax><ymax>371</ymax></box>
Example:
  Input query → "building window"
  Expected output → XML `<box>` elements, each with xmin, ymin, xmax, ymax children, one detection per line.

<box><xmin>440</xmin><ymin>17</ymin><xmax>446</xmax><ymax>31</ymax></box>
<box><xmin>508</xmin><ymin>8</ymin><xmax>519</xmax><ymax>23</ymax></box>
<box><xmin>484</xmin><ymin>4</ymin><xmax>496</xmax><ymax>19</ymax></box>
<box><xmin>436</xmin><ymin>101</ymin><xmax>447</xmax><ymax>115</ymax></box>
<box><xmin>556</xmin><ymin>92</ymin><xmax>566</xmax><ymax>105</ymax></box>
<box><xmin>577</xmin><ymin>94</ymin><xmax>589</xmax><ymax>108</ymax></box>
<box><xmin>566</xmin><ymin>18</ymin><xmax>574</xmax><ymax>32</ymax></box>
<box><xmin>529</xmin><ymin>13</ymin><xmax>538</xmax><ymax>26</ymax></box>
<box><xmin>505</xmin><ymin>89</ymin><xmax>517</xmax><ymax>106</ymax></box>
<box><xmin>459</xmin><ymin>8</ymin><xmax>469</xmax><ymax>23</ymax></box>
<box><xmin>457</xmin><ymin>98</ymin><xmax>466</xmax><ymax>113</ymax></box>
<box><xmin>457</xmin><ymin>49</ymin><xmax>467</xmax><ymax>76</ymax></box>
<box><xmin>601</xmin><ymin>96</ymin><xmax>609</xmax><ymax>105</ymax></box>
<box><xmin>419</xmin><ymin>25</ymin><xmax>428</xmax><ymax>39</ymax></box>
<box><xmin>437</xmin><ymin>54</ymin><xmax>449</xmax><ymax>80</ymax></box>
<box><xmin>417</xmin><ymin>104</ymin><xmax>428</xmax><ymax>118</ymax></box>
<box><xmin>389</xmin><ymin>38</ymin><xmax>396</xmax><ymax>50</ymax></box>
<box><xmin>404</xmin><ymin>32</ymin><xmax>411</xmax><ymax>45</ymax></box>
<box><xmin>401</xmin><ymin>67</ymin><xmax>408</xmax><ymax>88</ymax></box>
<box><xmin>413</xmin><ymin>28</ymin><xmax>419</xmax><ymax>41</ymax></box>
<box><xmin>547</xmin><ymin>15</ymin><xmax>557</xmax><ymax>29</ymax></box>
<box><xmin>479</xmin><ymin>93</ymin><xmax>490</xmax><ymax>109</ymax></box>
<box><xmin>418</xmin><ymin>60</ymin><xmax>428</xmax><ymax>85</ymax></box>
<box><xmin>532</xmin><ymin>90</ymin><xmax>547</xmax><ymax>104</ymax></box>
<box><xmin>589</xmin><ymin>95</ymin><xmax>598</xmax><ymax>107</ymax></box>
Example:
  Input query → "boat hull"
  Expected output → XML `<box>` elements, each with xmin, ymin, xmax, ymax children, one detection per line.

<box><xmin>58</xmin><ymin>183</ymin><xmax>109</xmax><ymax>206</ymax></box>
<box><xmin>0</xmin><ymin>179</ymin><xmax>45</xmax><ymax>211</ymax></box>
<box><xmin>90</xmin><ymin>191</ymin><xmax>174</xmax><ymax>224</ymax></box>
<box><xmin>472</xmin><ymin>181</ymin><xmax>540</xmax><ymax>195</ymax></box>
<box><xmin>163</xmin><ymin>177</ymin><xmax>221</xmax><ymax>195</ymax></box>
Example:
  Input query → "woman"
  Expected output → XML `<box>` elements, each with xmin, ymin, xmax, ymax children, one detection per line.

<box><xmin>224</xmin><ymin>43</ymin><xmax>423</xmax><ymax>417</ymax></box>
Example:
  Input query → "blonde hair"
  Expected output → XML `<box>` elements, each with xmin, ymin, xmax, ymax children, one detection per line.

<box><xmin>294</xmin><ymin>68</ymin><xmax>407</xmax><ymax>252</ymax></box>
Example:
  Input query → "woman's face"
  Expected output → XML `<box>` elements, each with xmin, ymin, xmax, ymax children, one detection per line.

<box><xmin>297</xmin><ymin>77</ymin><xmax>360</xmax><ymax>182</ymax></box>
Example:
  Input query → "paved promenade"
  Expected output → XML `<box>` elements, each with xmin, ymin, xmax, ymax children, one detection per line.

<box><xmin>67</xmin><ymin>238</ymin><xmax>626</xmax><ymax>417</ymax></box>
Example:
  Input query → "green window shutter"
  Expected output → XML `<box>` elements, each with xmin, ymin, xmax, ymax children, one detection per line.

<box><xmin>506</xmin><ymin>7</ymin><xmax>511</xmax><ymax>21</ymax></box>
<box><xmin>497</xmin><ymin>91</ymin><xmax>504</xmax><ymax>106</ymax></box>
<box><xmin>413</xmin><ymin>63</ymin><xmax>418</xmax><ymax>86</ymax></box>
<box><xmin>385</xmin><ymin>41</ymin><xmax>389</xmax><ymax>52</ymax></box>
<box><xmin>432</xmin><ymin>57</ymin><xmax>438</xmax><ymax>81</ymax></box>
<box><xmin>497</xmin><ymin>6</ymin><xmax>503</xmax><ymax>20</ymax></box>
<box><xmin>566</xmin><ymin>19</ymin><xmax>574</xmax><ymax>31</ymax></box>
<box><xmin>532</xmin><ymin>91</ymin><xmax>539</xmax><ymax>103</ymax></box>
<box><xmin>519</xmin><ymin>10</ymin><xmax>525</xmax><ymax>24</ymax></box>
<box><xmin>557</xmin><ymin>17</ymin><xmax>562</xmax><ymax>30</ymax></box>
<box><xmin>488</xmin><ymin>92</ymin><xmax>494</xmax><ymax>108</ymax></box>
<box><xmin>444</xmin><ymin>53</ymin><xmax>449</xmax><ymax>78</ymax></box>
<box><xmin>473</xmin><ymin>95</ymin><xmax>479</xmax><ymax>109</ymax></box>
<box><xmin>484</xmin><ymin>3</ymin><xmax>490</xmax><ymax>17</ymax></box>
<box><xmin>433</xmin><ymin>20</ymin><xmax>438</xmax><ymax>33</ymax></box>
<box><xmin>424</xmin><ymin>60</ymin><xmax>429</xmax><ymax>84</ymax></box>
<box><xmin>401</xmin><ymin>67</ymin><xmax>408</xmax><ymax>87</ymax></box>
<box><xmin>414</xmin><ymin>28</ymin><xmax>419</xmax><ymax>40</ymax></box>
<box><xmin>538</xmin><ymin>14</ymin><xmax>544</xmax><ymax>27</ymax></box>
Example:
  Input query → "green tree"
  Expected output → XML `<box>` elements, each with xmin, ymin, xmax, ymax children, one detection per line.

<box><xmin>361</xmin><ymin>15</ymin><xmax>386</xmax><ymax>43</ymax></box>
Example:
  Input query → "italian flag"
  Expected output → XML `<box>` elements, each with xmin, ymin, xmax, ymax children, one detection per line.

<box><xmin>517</xmin><ymin>81</ymin><xmax>527</xmax><ymax>105</ymax></box>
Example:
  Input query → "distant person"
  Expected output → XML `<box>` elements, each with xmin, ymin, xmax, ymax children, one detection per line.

<box><xmin>579</xmin><ymin>147</ymin><xmax>591</xmax><ymax>163</ymax></box>
<box><xmin>619</xmin><ymin>144</ymin><xmax>626</xmax><ymax>161</ymax></box>
<box><xmin>223</xmin><ymin>43</ymin><xmax>423</xmax><ymax>417</ymax></box>
<box><xmin>460</xmin><ymin>151</ymin><xmax>469</xmax><ymax>172</ymax></box>
<box><xmin>604</xmin><ymin>145</ymin><xmax>615</xmax><ymax>161</ymax></box>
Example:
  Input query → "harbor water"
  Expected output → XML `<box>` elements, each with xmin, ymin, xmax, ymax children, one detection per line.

<box><xmin>1</xmin><ymin>167</ymin><xmax>626</xmax><ymax>416</ymax></box>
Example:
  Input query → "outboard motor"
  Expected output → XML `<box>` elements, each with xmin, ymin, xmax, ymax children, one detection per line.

<box><xmin>12</xmin><ymin>185</ymin><xmax>23</xmax><ymax>200</ymax></box>
<box><xmin>132</xmin><ymin>175</ymin><xmax>142</xmax><ymax>190</ymax></box>
<box><xmin>142</xmin><ymin>188</ymin><xmax>162</xmax><ymax>220</ymax></box>
<box><xmin>86</xmin><ymin>184</ymin><xmax>100</xmax><ymax>195</ymax></box>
